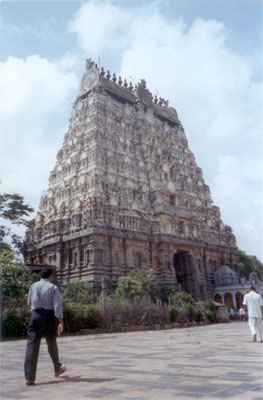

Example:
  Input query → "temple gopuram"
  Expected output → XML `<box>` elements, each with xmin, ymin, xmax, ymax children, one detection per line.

<box><xmin>26</xmin><ymin>59</ymin><xmax>239</xmax><ymax>300</ymax></box>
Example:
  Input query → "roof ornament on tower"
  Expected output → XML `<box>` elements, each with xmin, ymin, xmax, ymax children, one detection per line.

<box><xmin>136</xmin><ymin>79</ymin><xmax>153</xmax><ymax>105</ymax></box>
<box><xmin>86</xmin><ymin>58</ymin><xmax>95</xmax><ymax>70</ymax></box>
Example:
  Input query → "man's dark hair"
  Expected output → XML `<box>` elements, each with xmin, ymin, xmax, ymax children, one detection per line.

<box><xmin>41</xmin><ymin>268</ymin><xmax>53</xmax><ymax>279</ymax></box>
<box><xmin>250</xmin><ymin>286</ymin><xmax>256</xmax><ymax>291</ymax></box>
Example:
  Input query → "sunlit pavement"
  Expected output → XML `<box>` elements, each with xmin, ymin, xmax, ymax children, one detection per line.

<box><xmin>1</xmin><ymin>322</ymin><xmax>262</xmax><ymax>400</ymax></box>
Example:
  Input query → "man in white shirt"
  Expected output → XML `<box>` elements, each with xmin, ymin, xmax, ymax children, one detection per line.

<box><xmin>24</xmin><ymin>268</ymin><xmax>66</xmax><ymax>385</ymax></box>
<box><xmin>243</xmin><ymin>287</ymin><xmax>263</xmax><ymax>342</ymax></box>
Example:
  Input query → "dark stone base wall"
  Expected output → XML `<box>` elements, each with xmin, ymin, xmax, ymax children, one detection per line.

<box><xmin>26</xmin><ymin>229</ymin><xmax>239</xmax><ymax>301</ymax></box>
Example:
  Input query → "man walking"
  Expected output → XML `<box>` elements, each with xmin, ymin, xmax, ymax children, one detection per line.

<box><xmin>24</xmin><ymin>268</ymin><xmax>66</xmax><ymax>385</ymax></box>
<box><xmin>243</xmin><ymin>286</ymin><xmax>263</xmax><ymax>342</ymax></box>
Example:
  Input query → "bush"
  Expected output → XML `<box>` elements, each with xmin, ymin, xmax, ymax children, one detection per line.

<box><xmin>205</xmin><ymin>309</ymin><xmax>216</xmax><ymax>323</ymax></box>
<box><xmin>1</xmin><ymin>307</ymin><xmax>30</xmax><ymax>338</ymax></box>
<box><xmin>170</xmin><ymin>291</ymin><xmax>195</xmax><ymax>307</ymax></box>
<box><xmin>186</xmin><ymin>303</ymin><xmax>194</xmax><ymax>322</ymax></box>
<box><xmin>85</xmin><ymin>304</ymin><xmax>101</xmax><ymax>329</ymax></box>
<box><xmin>115</xmin><ymin>277</ymin><xmax>142</xmax><ymax>301</ymax></box>
<box><xmin>193</xmin><ymin>306</ymin><xmax>204</xmax><ymax>322</ymax></box>
<box><xmin>0</xmin><ymin>250</ymin><xmax>39</xmax><ymax>307</ymax></box>
<box><xmin>158</xmin><ymin>287</ymin><xmax>177</xmax><ymax>304</ymax></box>
<box><xmin>63</xmin><ymin>303</ymin><xmax>84</xmax><ymax>332</ymax></box>
<box><xmin>102</xmin><ymin>296</ymin><xmax>170</xmax><ymax>329</ymax></box>
<box><xmin>63</xmin><ymin>302</ymin><xmax>101</xmax><ymax>332</ymax></box>
<box><xmin>62</xmin><ymin>280</ymin><xmax>92</xmax><ymax>304</ymax></box>
<box><xmin>170</xmin><ymin>306</ymin><xmax>178</xmax><ymax>323</ymax></box>
<box><xmin>115</xmin><ymin>269</ymin><xmax>158</xmax><ymax>301</ymax></box>
<box><xmin>103</xmin><ymin>297</ymin><xmax>146</xmax><ymax>329</ymax></box>
<box><xmin>205</xmin><ymin>300</ymin><xmax>216</xmax><ymax>311</ymax></box>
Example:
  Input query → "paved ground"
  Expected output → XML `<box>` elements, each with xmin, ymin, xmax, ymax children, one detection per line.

<box><xmin>1</xmin><ymin>322</ymin><xmax>262</xmax><ymax>400</ymax></box>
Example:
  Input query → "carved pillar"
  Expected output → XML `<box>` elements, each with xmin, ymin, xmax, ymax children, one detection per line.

<box><xmin>231</xmin><ymin>292</ymin><xmax>237</xmax><ymax>310</ymax></box>
<box><xmin>221</xmin><ymin>293</ymin><xmax>225</xmax><ymax>305</ymax></box>
<box><xmin>56</xmin><ymin>240</ymin><xmax>63</xmax><ymax>284</ymax></box>
<box><xmin>190</xmin><ymin>254</ymin><xmax>201</xmax><ymax>300</ymax></box>
<box><xmin>149</xmin><ymin>240</ymin><xmax>153</xmax><ymax>269</ymax></box>
<box><xmin>108</xmin><ymin>236</ymin><xmax>113</xmax><ymax>280</ymax></box>
<box><xmin>77</xmin><ymin>239</ymin><xmax>82</xmax><ymax>279</ymax></box>
<box><xmin>122</xmin><ymin>238</ymin><xmax>127</xmax><ymax>276</ymax></box>
<box><xmin>67</xmin><ymin>245</ymin><xmax>72</xmax><ymax>283</ymax></box>
<box><xmin>76</xmin><ymin>247</ymin><xmax>81</xmax><ymax>269</ymax></box>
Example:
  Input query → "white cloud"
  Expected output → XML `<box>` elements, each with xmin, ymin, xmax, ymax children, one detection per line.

<box><xmin>211</xmin><ymin>155</ymin><xmax>263</xmax><ymax>259</ymax></box>
<box><xmin>68</xmin><ymin>0</ymin><xmax>262</xmax><ymax>258</ymax></box>
<box><xmin>0</xmin><ymin>55</ymin><xmax>78</xmax><ymax>211</ymax></box>
<box><xmin>68</xmin><ymin>0</ymin><xmax>131</xmax><ymax>56</ymax></box>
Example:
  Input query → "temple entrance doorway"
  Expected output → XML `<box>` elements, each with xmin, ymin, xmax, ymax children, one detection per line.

<box><xmin>173</xmin><ymin>251</ymin><xmax>191</xmax><ymax>293</ymax></box>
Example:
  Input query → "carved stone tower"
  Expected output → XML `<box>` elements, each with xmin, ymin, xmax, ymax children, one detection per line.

<box><xmin>26</xmin><ymin>59</ymin><xmax>239</xmax><ymax>299</ymax></box>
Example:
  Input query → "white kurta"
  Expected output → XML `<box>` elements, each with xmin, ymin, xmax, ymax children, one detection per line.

<box><xmin>243</xmin><ymin>291</ymin><xmax>263</xmax><ymax>341</ymax></box>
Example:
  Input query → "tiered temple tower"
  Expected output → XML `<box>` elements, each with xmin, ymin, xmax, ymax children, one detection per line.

<box><xmin>26</xmin><ymin>59</ymin><xmax>239</xmax><ymax>299</ymax></box>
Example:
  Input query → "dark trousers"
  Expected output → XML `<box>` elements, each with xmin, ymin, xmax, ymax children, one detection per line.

<box><xmin>24</xmin><ymin>309</ymin><xmax>61</xmax><ymax>381</ymax></box>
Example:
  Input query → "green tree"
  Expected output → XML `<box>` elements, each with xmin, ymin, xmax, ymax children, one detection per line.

<box><xmin>115</xmin><ymin>276</ymin><xmax>143</xmax><ymax>301</ymax></box>
<box><xmin>0</xmin><ymin>250</ymin><xmax>39</xmax><ymax>307</ymax></box>
<box><xmin>116</xmin><ymin>268</ymin><xmax>158</xmax><ymax>301</ymax></box>
<box><xmin>170</xmin><ymin>291</ymin><xmax>195</xmax><ymax>307</ymax></box>
<box><xmin>0</xmin><ymin>188</ymin><xmax>34</xmax><ymax>255</ymax></box>
<box><xmin>62</xmin><ymin>280</ymin><xmax>92</xmax><ymax>304</ymax></box>
<box><xmin>238</xmin><ymin>249</ymin><xmax>262</xmax><ymax>281</ymax></box>
<box><xmin>158</xmin><ymin>286</ymin><xmax>177</xmax><ymax>303</ymax></box>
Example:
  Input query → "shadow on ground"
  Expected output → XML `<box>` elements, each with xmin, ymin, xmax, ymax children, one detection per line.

<box><xmin>35</xmin><ymin>376</ymin><xmax>117</xmax><ymax>385</ymax></box>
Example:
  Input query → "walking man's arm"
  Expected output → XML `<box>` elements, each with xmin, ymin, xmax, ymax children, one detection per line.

<box><xmin>243</xmin><ymin>304</ymin><xmax>248</xmax><ymax>318</ymax></box>
<box><xmin>53</xmin><ymin>286</ymin><xmax>64</xmax><ymax>336</ymax></box>
<box><xmin>58</xmin><ymin>318</ymin><xmax>64</xmax><ymax>336</ymax></box>
<box><xmin>243</xmin><ymin>294</ymin><xmax>248</xmax><ymax>318</ymax></box>
<box><xmin>27</xmin><ymin>286</ymin><xmax>32</xmax><ymax>310</ymax></box>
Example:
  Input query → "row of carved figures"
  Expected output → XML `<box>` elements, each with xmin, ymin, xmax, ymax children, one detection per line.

<box><xmin>98</xmin><ymin>65</ymin><xmax>169</xmax><ymax>107</ymax></box>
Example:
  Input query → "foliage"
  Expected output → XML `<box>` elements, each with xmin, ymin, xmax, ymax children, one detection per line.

<box><xmin>103</xmin><ymin>296</ymin><xmax>141</xmax><ymax>328</ymax></box>
<box><xmin>129</xmin><ymin>268</ymin><xmax>158</xmax><ymax>300</ymax></box>
<box><xmin>62</xmin><ymin>280</ymin><xmax>92</xmax><ymax>304</ymax></box>
<box><xmin>169</xmin><ymin>305</ymin><xmax>178</xmax><ymax>323</ymax></box>
<box><xmin>238</xmin><ymin>249</ymin><xmax>262</xmax><ymax>281</ymax></box>
<box><xmin>116</xmin><ymin>268</ymin><xmax>158</xmax><ymax>301</ymax></box>
<box><xmin>1</xmin><ymin>307</ymin><xmax>30</xmax><ymax>338</ymax></box>
<box><xmin>168</xmin><ymin>292</ymin><xmax>206</xmax><ymax>323</ymax></box>
<box><xmin>0</xmin><ymin>187</ymin><xmax>34</xmax><ymax>255</ymax></box>
<box><xmin>103</xmin><ymin>296</ymin><xmax>170</xmax><ymax>329</ymax></box>
<box><xmin>170</xmin><ymin>291</ymin><xmax>195</xmax><ymax>307</ymax></box>
<box><xmin>115</xmin><ymin>276</ymin><xmax>142</xmax><ymax>301</ymax></box>
<box><xmin>63</xmin><ymin>302</ymin><xmax>101</xmax><ymax>332</ymax></box>
<box><xmin>205</xmin><ymin>309</ymin><xmax>216</xmax><ymax>323</ymax></box>
<box><xmin>0</xmin><ymin>250</ymin><xmax>39</xmax><ymax>307</ymax></box>
<box><xmin>186</xmin><ymin>303</ymin><xmax>194</xmax><ymax>322</ymax></box>
<box><xmin>205</xmin><ymin>300</ymin><xmax>216</xmax><ymax>312</ymax></box>
<box><xmin>193</xmin><ymin>304</ymin><xmax>204</xmax><ymax>322</ymax></box>
<box><xmin>201</xmin><ymin>300</ymin><xmax>217</xmax><ymax>323</ymax></box>
<box><xmin>158</xmin><ymin>286</ymin><xmax>177</xmax><ymax>303</ymax></box>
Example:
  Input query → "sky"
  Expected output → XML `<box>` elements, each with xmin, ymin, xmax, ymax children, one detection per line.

<box><xmin>0</xmin><ymin>0</ymin><xmax>262</xmax><ymax>260</ymax></box>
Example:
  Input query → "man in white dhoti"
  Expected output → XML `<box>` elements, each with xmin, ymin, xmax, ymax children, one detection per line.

<box><xmin>243</xmin><ymin>287</ymin><xmax>263</xmax><ymax>342</ymax></box>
